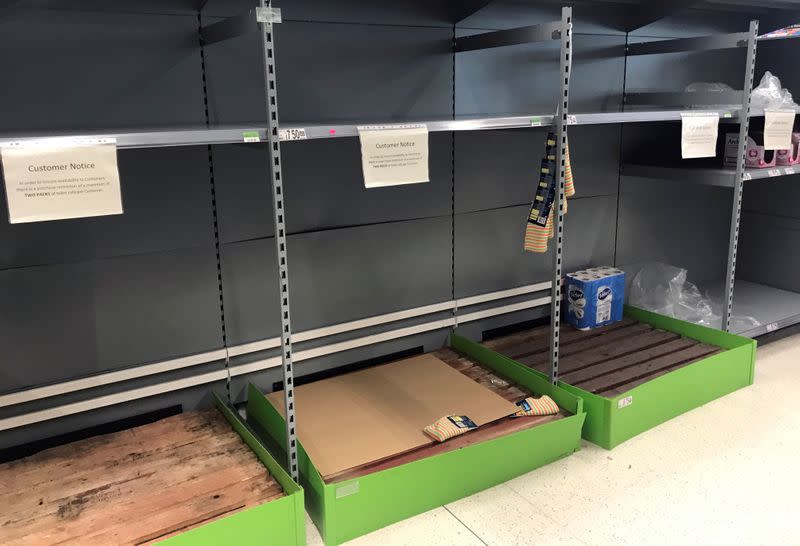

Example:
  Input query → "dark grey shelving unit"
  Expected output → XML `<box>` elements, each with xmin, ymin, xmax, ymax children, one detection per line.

<box><xmin>2</xmin><ymin>0</ymin><xmax>799</xmax><ymax>458</ymax></box>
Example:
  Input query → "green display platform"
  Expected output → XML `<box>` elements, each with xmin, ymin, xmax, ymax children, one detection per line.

<box><xmin>247</xmin><ymin>335</ymin><xmax>587</xmax><ymax>546</ymax></box>
<box><xmin>162</xmin><ymin>393</ymin><xmax>305</xmax><ymax>546</ymax></box>
<box><xmin>479</xmin><ymin>306</ymin><xmax>757</xmax><ymax>450</ymax></box>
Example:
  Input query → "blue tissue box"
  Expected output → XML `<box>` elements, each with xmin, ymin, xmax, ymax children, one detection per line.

<box><xmin>565</xmin><ymin>267</ymin><xmax>625</xmax><ymax>330</ymax></box>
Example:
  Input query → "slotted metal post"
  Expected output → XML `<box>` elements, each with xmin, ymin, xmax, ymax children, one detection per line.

<box><xmin>549</xmin><ymin>7</ymin><xmax>572</xmax><ymax>384</ymax></box>
<box><xmin>258</xmin><ymin>1</ymin><xmax>298</xmax><ymax>482</ymax></box>
<box><xmin>723</xmin><ymin>19</ymin><xmax>758</xmax><ymax>333</ymax></box>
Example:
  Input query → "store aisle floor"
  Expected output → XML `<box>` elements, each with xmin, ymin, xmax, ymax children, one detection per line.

<box><xmin>306</xmin><ymin>333</ymin><xmax>800</xmax><ymax>546</ymax></box>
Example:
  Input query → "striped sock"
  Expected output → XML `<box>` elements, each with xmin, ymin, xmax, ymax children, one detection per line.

<box><xmin>423</xmin><ymin>415</ymin><xmax>478</xmax><ymax>442</ymax></box>
<box><xmin>524</xmin><ymin>138</ymin><xmax>575</xmax><ymax>253</ymax></box>
<box><xmin>513</xmin><ymin>395</ymin><xmax>560</xmax><ymax>417</ymax></box>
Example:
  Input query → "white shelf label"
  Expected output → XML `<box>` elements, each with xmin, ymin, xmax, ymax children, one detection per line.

<box><xmin>531</xmin><ymin>117</ymin><xmax>544</xmax><ymax>127</ymax></box>
<box><xmin>766</xmin><ymin>322</ymin><xmax>779</xmax><ymax>333</ymax></box>
<box><xmin>764</xmin><ymin>109</ymin><xmax>795</xmax><ymax>151</ymax></box>
<box><xmin>278</xmin><ymin>128</ymin><xmax>307</xmax><ymax>141</ymax></box>
<box><xmin>242</xmin><ymin>131</ymin><xmax>261</xmax><ymax>143</ymax></box>
<box><xmin>255</xmin><ymin>6</ymin><xmax>282</xmax><ymax>23</ymax></box>
<box><xmin>768</xmin><ymin>168</ymin><xmax>782</xmax><ymax>177</ymax></box>
<box><xmin>358</xmin><ymin>124</ymin><xmax>429</xmax><ymax>188</ymax></box>
<box><xmin>336</xmin><ymin>481</ymin><xmax>359</xmax><ymax>498</ymax></box>
<box><xmin>618</xmin><ymin>396</ymin><xmax>633</xmax><ymax>409</ymax></box>
<box><xmin>742</xmin><ymin>172</ymin><xmax>752</xmax><ymax>181</ymax></box>
<box><xmin>0</xmin><ymin>138</ymin><xmax>122</xmax><ymax>224</ymax></box>
<box><xmin>567</xmin><ymin>115</ymin><xmax>577</xmax><ymax>124</ymax></box>
<box><xmin>786</xmin><ymin>167</ymin><xmax>796</xmax><ymax>175</ymax></box>
<box><xmin>680</xmin><ymin>112</ymin><xmax>720</xmax><ymax>159</ymax></box>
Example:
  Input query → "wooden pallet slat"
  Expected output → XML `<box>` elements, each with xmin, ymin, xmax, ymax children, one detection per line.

<box><xmin>485</xmin><ymin>318</ymin><xmax>728</xmax><ymax>399</ymax></box>
<box><xmin>516</xmin><ymin>323</ymin><xmax>655</xmax><ymax>368</ymax></box>
<box><xmin>560</xmin><ymin>337</ymin><xmax>698</xmax><ymax>385</ymax></box>
<box><xmin>521</xmin><ymin>328</ymin><xmax>680</xmax><ymax>374</ymax></box>
<box><xmin>498</xmin><ymin>318</ymin><xmax>639</xmax><ymax>360</ymax></box>
<box><xmin>579</xmin><ymin>343</ymin><xmax>721</xmax><ymax>395</ymax></box>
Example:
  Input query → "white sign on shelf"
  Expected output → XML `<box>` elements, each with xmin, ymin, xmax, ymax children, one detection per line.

<box><xmin>769</xmin><ymin>168</ymin><xmax>782</xmax><ymax>177</ymax></box>
<box><xmin>680</xmin><ymin>112</ymin><xmax>720</xmax><ymax>159</ymax></box>
<box><xmin>0</xmin><ymin>138</ymin><xmax>123</xmax><ymax>224</ymax></box>
<box><xmin>763</xmin><ymin>109</ymin><xmax>795</xmax><ymax>151</ymax></box>
<box><xmin>787</xmin><ymin>167</ymin><xmax>796</xmax><ymax>175</ymax></box>
<box><xmin>358</xmin><ymin>124</ymin><xmax>429</xmax><ymax>188</ymax></box>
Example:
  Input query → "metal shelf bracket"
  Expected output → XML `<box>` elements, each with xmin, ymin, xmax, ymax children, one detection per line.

<box><xmin>454</xmin><ymin>20</ymin><xmax>562</xmax><ymax>52</ymax></box>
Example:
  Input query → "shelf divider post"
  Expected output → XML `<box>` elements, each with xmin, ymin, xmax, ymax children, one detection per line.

<box><xmin>549</xmin><ymin>6</ymin><xmax>572</xmax><ymax>385</ymax></box>
<box><xmin>724</xmin><ymin>20</ymin><xmax>759</xmax><ymax>332</ymax></box>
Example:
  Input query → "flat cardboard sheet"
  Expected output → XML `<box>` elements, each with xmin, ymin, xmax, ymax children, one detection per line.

<box><xmin>266</xmin><ymin>354</ymin><xmax>518</xmax><ymax>477</ymax></box>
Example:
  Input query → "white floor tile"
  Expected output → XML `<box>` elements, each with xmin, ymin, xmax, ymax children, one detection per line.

<box><xmin>343</xmin><ymin>507</ymin><xmax>484</xmax><ymax>546</ymax></box>
<box><xmin>445</xmin><ymin>483</ymin><xmax>588</xmax><ymax>546</ymax></box>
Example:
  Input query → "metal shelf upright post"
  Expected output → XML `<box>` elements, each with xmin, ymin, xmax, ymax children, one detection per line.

<box><xmin>200</xmin><ymin>1</ymin><xmax>298</xmax><ymax>482</ymax></box>
<box><xmin>724</xmin><ymin>20</ymin><xmax>759</xmax><ymax>333</ymax></box>
<box><xmin>549</xmin><ymin>6</ymin><xmax>572</xmax><ymax>385</ymax></box>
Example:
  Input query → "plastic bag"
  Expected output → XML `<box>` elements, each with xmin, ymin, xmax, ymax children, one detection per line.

<box><xmin>685</xmin><ymin>82</ymin><xmax>735</xmax><ymax>93</ymax></box>
<box><xmin>627</xmin><ymin>263</ymin><xmax>759</xmax><ymax>330</ymax></box>
<box><xmin>684</xmin><ymin>82</ymin><xmax>738</xmax><ymax>108</ymax></box>
<box><xmin>750</xmin><ymin>71</ymin><xmax>798</xmax><ymax>112</ymax></box>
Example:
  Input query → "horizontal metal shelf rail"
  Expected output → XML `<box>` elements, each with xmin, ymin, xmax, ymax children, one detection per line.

<box><xmin>0</xmin><ymin>127</ymin><xmax>270</xmax><ymax>149</ymax></box>
<box><xmin>0</xmin><ymin>282</ymin><xmax>552</xmax><ymax>430</ymax></box>
<box><xmin>626</xmin><ymin>32</ymin><xmax>750</xmax><ymax>55</ymax></box>
<box><xmin>624</xmin><ymin>91</ymin><xmax>744</xmax><ymax>107</ymax></box>
<box><xmin>0</xmin><ymin>109</ymin><xmax>755</xmax><ymax>150</ymax></box>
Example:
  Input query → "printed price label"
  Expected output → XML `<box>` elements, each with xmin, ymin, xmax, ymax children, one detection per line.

<box><xmin>531</xmin><ymin>117</ymin><xmax>544</xmax><ymax>127</ymax></box>
<box><xmin>742</xmin><ymin>172</ymin><xmax>752</xmax><ymax>181</ymax></box>
<box><xmin>769</xmin><ymin>169</ymin><xmax>782</xmax><ymax>177</ymax></box>
<box><xmin>766</xmin><ymin>322</ymin><xmax>779</xmax><ymax>333</ymax></box>
<box><xmin>242</xmin><ymin>131</ymin><xmax>261</xmax><ymax>143</ymax></box>
<box><xmin>567</xmin><ymin>115</ymin><xmax>577</xmax><ymax>124</ymax></box>
<box><xmin>786</xmin><ymin>167</ymin><xmax>796</xmax><ymax>175</ymax></box>
<box><xmin>278</xmin><ymin>128</ymin><xmax>307</xmax><ymax>141</ymax></box>
<box><xmin>618</xmin><ymin>396</ymin><xmax>633</xmax><ymax>409</ymax></box>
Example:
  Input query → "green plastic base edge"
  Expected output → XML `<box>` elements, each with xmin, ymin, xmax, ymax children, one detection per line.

<box><xmin>248</xmin><ymin>338</ymin><xmax>587</xmax><ymax>546</ymax></box>
<box><xmin>159</xmin><ymin>393</ymin><xmax>305</xmax><ymax>546</ymax></box>
<box><xmin>476</xmin><ymin>306</ymin><xmax>757</xmax><ymax>450</ymax></box>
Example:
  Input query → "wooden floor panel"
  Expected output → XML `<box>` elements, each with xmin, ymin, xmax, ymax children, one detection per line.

<box><xmin>486</xmin><ymin>319</ymin><xmax>724</xmax><ymax>398</ymax></box>
<box><xmin>1</xmin><ymin>411</ymin><xmax>284</xmax><ymax>546</ymax></box>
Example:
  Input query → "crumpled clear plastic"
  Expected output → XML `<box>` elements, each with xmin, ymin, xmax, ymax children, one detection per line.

<box><xmin>684</xmin><ymin>82</ymin><xmax>738</xmax><ymax>108</ymax></box>
<box><xmin>627</xmin><ymin>263</ymin><xmax>759</xmax><ymax>330</ymax></box>
<box><xmin>685</xmin><ymin>82</ymin><xmax>735</xmax><ymax>94</ymax></box>
<box><xmin>750</xmin><ymin>71</ymin><xmax>798</xmax><ymax>113</ymax></box>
